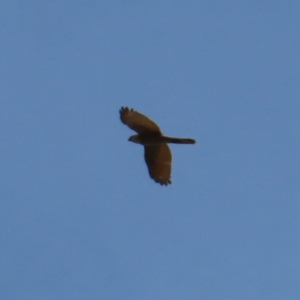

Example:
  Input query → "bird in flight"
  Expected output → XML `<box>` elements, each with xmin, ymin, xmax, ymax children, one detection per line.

<box><xmin>119</xmin><ymin>107</ymin><xmax>196</xmax><ymax>185</ymax></box>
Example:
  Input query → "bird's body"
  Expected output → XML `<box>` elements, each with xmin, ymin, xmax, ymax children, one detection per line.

<box><xmin>119</xmin><ymin>107</ymin><xmax>195</xmax><ymax>185</ymax></box>
<box><xmin>128</xmin><ymin>133</ymin><xmax>195</xmax><ymax>145</ymax></box>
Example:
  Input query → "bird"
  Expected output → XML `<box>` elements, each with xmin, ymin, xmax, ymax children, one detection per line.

<box><xmin>119</xmin><ymin>107</ymin><xmax>196</xmax><ymax>185</ymax></box>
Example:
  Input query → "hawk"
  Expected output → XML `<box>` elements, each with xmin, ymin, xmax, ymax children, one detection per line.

<box><xmin>119</xmin><ymin>107</ymin><xmax>196</xmax><ymax>185</ymax></box>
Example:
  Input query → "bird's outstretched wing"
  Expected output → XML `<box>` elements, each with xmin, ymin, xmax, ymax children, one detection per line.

<box><xmin>120</xmin><ymin>107</ymin><xmax>162</xmax><ymax>135</ymax></box>
<box><xmin>144</xmin><ymin>144</ymin><xmax>172</xmax><ymax>185</ymax></box>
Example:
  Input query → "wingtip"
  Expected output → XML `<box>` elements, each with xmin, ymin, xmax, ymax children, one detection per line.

<box><xmin>120</xmin><ymin>106</ymin><xmax>134</xmax><ymax>114</ymax></box>
<box><xmin>156</xmin><ymin>179</ymin><xmax>172</xmax><ymax>186</ymax></box>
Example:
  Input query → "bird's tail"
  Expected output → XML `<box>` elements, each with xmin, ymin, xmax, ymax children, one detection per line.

<box><xmin>163</xmin><ymin>136</ymin><xmax>196</xmax><ymax>144</ymax></box>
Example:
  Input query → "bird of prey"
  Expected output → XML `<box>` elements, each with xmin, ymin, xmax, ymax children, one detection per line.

<box><xmin>119</xmin><ymin>107</ymin><xmax>196</xmax><ymax>185</ymax></box>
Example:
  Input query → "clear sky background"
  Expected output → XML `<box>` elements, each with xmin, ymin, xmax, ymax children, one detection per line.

<box><xmin>1</xmin><ymin>1</ymin><xmax>299</xmax><ymax>299</ymax></box>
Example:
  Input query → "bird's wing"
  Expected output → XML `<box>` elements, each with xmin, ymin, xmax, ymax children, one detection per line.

<box><xmin>144</xmin><ymin>144</ymin><xmax>172</xmax><ymax>185</ymax></box>
<box><xmin>120</xmin><ymin>107</ymin><xmax>162</xmax><ymax>134</ymax></box>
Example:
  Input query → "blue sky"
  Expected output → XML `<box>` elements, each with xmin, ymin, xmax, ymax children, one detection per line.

<box><xmin>1</xmin><ymin>1</ymin><xmax>299</xmax><ymax>299</ymax></box>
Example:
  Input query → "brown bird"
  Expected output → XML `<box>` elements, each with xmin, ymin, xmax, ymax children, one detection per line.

<box><xmin>119</xmin><ymin>107</ymin><xmax>196</xmax><ymax>185</ymax></box>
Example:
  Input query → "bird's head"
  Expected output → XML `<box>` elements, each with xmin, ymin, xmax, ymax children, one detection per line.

<box><xmin>128</xmin><ymin>134</ymin><xmax>141</xmax><ymax>144</ymax></box>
